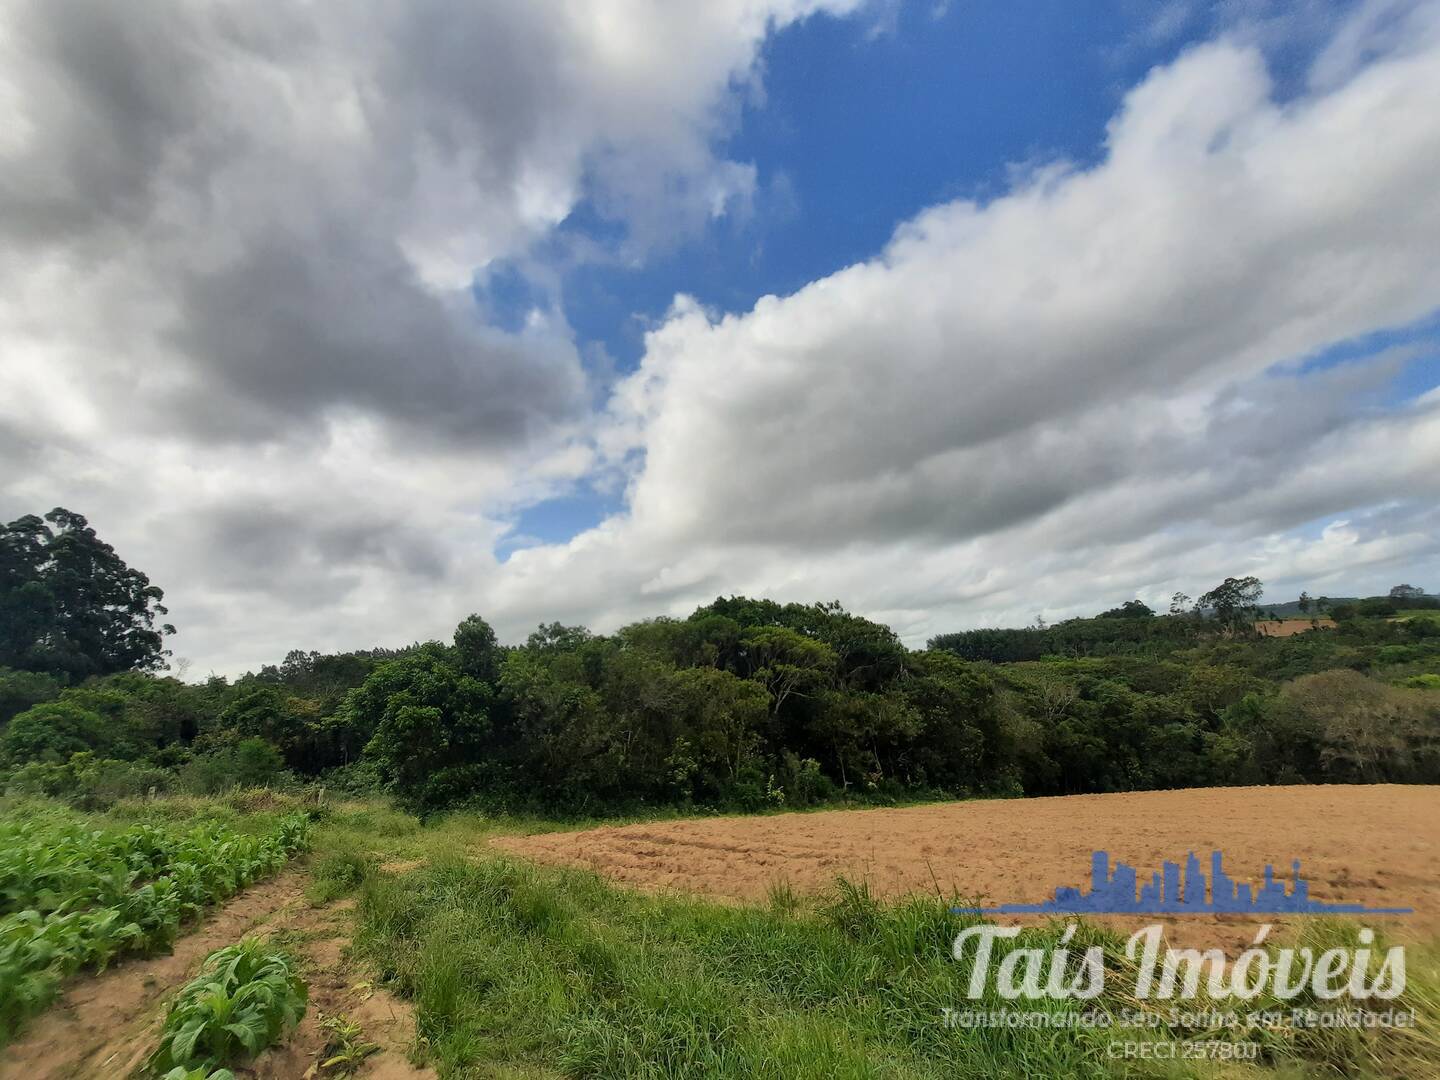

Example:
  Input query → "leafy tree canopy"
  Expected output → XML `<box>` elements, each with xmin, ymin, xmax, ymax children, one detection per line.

<box><xmin>1196</xmin><ymin>575</ymin><xmax>1264</xmax><ymax>632</ymax></box>
<box><xmin>1098</xmin><ymin>600</ymin><xmax>1155</xmax><ymax>619</ymax></box>
<box><xmin>351</xmin><ymin>641</ymin><xmax>494</xmax><ymax>808</ymax></box>
<box><xmin>0</xmin><ymin>508</ymin><xmax>173</xmax><ymax>678</ymax></box>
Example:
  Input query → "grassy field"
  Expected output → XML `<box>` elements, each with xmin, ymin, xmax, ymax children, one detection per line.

<box><xmin>322</xmin><ymin>803</ymin><xmax>1440</xmax><ymax>1080</ymax></box>
<box><xmin>3</xmin><ymin>791</ymin><xmax>1438</xmax><ymax>1079</ymax></box>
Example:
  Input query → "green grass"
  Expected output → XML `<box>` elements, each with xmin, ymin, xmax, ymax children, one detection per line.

<box><xmin>356</xmin><ymin>855</ymin><xmax>1093</xmax><ymax>1078</ymax></box>
<box><xmin>347</xmin><ymin>844</ymin><xmax>1440</xmax><ymax>1080</ymax></box>
<box><xmin>6</xmin><ymin>793</ymin><xmax>1436</xmax><ymax>1079</ymax></box>
<box><xmin>305</xmin><ymin>843</ymin><xmax>378</xmax><ymax>905</ymax></box>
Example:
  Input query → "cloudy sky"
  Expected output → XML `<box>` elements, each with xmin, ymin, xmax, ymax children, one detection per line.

<box><xmin>3</xmin><ymin>0</ymin><xmax>1439</xmax><ymax>676</ymax></box>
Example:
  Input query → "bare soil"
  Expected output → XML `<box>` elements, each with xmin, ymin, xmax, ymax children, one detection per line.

<box><xmin>0</xmin><ymin>868</ymin><xmax>433</xmax><ymax>1080</ymax></box>
<box><xmin>1255</xmin><ymin>618</ymin><xmax>1336</xmax><ymax>636</ymax></box>
<box><xmin>496</xmin><ymin>785</ymin><xmax>1440</xmax><ymax>950</ymax></box>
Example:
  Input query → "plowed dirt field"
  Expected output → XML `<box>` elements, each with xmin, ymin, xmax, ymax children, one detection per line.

<box><xmin>496</xmin><ymin>785</ymin><xmax>1439</xmax><ymax>949</ymax></box>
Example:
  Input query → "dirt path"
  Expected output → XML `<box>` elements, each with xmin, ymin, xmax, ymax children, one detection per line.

<box><xmin>495</xmin><ymin>784</ymin><xmax>1440</xmax><ymax>950</ymax></box>
<box><xmin>246</xmin><ymin>894</ymin><xmax>434</xmax><ymax>1080</ymax></box>
<box><xmin>0</xmin><ymin>868</ymin><xmax>433</xmax><ymax>1080</ymax></box>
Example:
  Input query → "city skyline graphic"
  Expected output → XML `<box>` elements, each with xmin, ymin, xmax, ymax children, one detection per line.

<box><xmin>952</xmin><ymin>850</ymin><xmax>1414</xmax><ymax>916</ymax></box>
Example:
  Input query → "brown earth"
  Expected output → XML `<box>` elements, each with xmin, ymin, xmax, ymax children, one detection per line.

<box><xmin>0</xmin><ymin>868</ymin><xmax>433</xmax><ymax>1080</ymax></box>
<box><xmin>1255</xmin><ymin>618</ymin><xmax>1336</xmax><ymax>636</ymax></box>
<box><xmin>495</xmin><ymin>785</ymin><xmax>1440</xmax><ymax>951</ymax></box>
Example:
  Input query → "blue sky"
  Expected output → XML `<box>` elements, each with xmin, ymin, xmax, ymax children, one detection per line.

<box><xmin>500</xmin><ymin>0</ymin><xmax>1438</xmax><ymax>549</ymax></box>
<box><xmin>508</xmin><ymin>1</ymin><xmax>1161</xmax><ymax>546</ymax></box>
<box><xmin>557</xmin><ymin>2</ymin><xmax>1141</xmax><ymax>367</ymax></box>
<box><xmin>551</xmin><ymin>0</ymin><xmax>1379</xmax><ymax>371</ymax></box>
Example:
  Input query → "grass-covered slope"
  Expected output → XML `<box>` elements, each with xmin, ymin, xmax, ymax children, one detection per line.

<box><xmin>336</xmin><ymin>821</ymin><xmax>1440</xmax><ymax>1080</ymax></box>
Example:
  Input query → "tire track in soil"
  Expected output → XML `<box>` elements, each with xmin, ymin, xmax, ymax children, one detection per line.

<box><xmin>0</xmin><ymin>868</ymin><xmax>433</xmax><ymax>1080</ymax></box>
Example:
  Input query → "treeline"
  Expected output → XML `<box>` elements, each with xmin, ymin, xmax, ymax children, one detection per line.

<box><xmin>3</xmin><ymin>598</ymin><xmax>1439</xmax><ymax>814</ymax></box>
<box><xmin>927</xmin><ymin>615</ymin><xmax>1202</xmax><ymax>662</ymax></box>
<box><xmin>2</xmin><ymin>509</ymin><xmax>1440</xmax><ymax>814</ymax></box>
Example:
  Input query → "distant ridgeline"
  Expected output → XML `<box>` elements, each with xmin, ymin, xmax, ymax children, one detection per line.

<box><xmin>1262</xmin><ymin>598</ymin><xmax>1359</xmax><ymax>618</ymax></box>
<box><xmin>928</xmin><ymin>593</ymin><xmax>1440</xmax><ymax>662</ymax></box>
<box><xmin>927</xmin><ymin>617</ymin><xmax>1201</xmax><ymax>662</ymax></box>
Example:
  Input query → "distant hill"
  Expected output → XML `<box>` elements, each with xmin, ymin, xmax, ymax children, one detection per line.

<box><xmin>1257</xmin><ymin>594</ymin><xmax>1438</xmax><ymax>618</ymax></box>
<box><xmin>1260</xmin><ymin>597</ymin><xmax>1360</xmax><ymax>618</ymax></box>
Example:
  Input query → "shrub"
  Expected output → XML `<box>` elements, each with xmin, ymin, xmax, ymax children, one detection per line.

<box><xmin>1376</xmin><ymin>645</ymin><xmax>1421</xmax><ymax>666</ymax></box>
<box><xmin>318</xmin><ymin>758</ymin><xmax>385</xmax><ymax>796</ymax></box>
<box><xmin>179</xmin><ymin>739</ymin><xmax>289</xmax><ymax>794</ymax></box>
<box><xmin>0</xmin><ymin>669</ymin><xmax>62</xmax><ymax>725</ymax></box>
<box><xmin>0</xmin><ymin>702</ymin><xmax>115</xmax><ymax>765</ymax></box>
<box><xmin>1272</xmin><ymin>670</ymin><xmax>1440</xmax><ymax>782</ymax></box>
<box><xmin>776</xmin><ymin>754</ymin><xmax>835</xmax><ymax>807</ymax></box>
<box><xmin>3</xmin><ymin>752</ymin><xmax>172</xmax><ymax>809</ymax></box>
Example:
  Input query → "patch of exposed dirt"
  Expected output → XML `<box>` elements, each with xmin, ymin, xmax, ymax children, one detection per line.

<box><xmin>1255</xmin><ymin>618</ymin><xmax>1336</xmax><ymax>636</ymax></box>
<box><xmin>494</xmin><ymin>785</ymin><xmax>1440</xmax><ymax>951</ymax></box>
<box><xmin>245</xmin><ymin>896</ymin><xmax>434</xmax><ymax>1080</ymax></box>
<box><xmin>1</xmin><ymin>869</ymin><xmax>433</xmax><ymax>1080</ymax></box>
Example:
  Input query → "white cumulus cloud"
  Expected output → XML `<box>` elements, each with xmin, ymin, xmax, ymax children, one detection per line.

<box><xmin>2</xmin><ymin>0</ymin><xmax>1438</xmax><ymax>672</ymax></box>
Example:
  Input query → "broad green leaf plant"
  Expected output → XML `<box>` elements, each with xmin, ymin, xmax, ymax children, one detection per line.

<box><xmin>148</xmin><ymin>938</ymin><xmax>307</xmax><ymax>1074</ymax></box>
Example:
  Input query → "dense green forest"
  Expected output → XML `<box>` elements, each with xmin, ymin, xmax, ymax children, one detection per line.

<box><xmin>3</xmin><ymin>508</ymin><xmax>1439</xmax><ymax>815</ymax></box>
